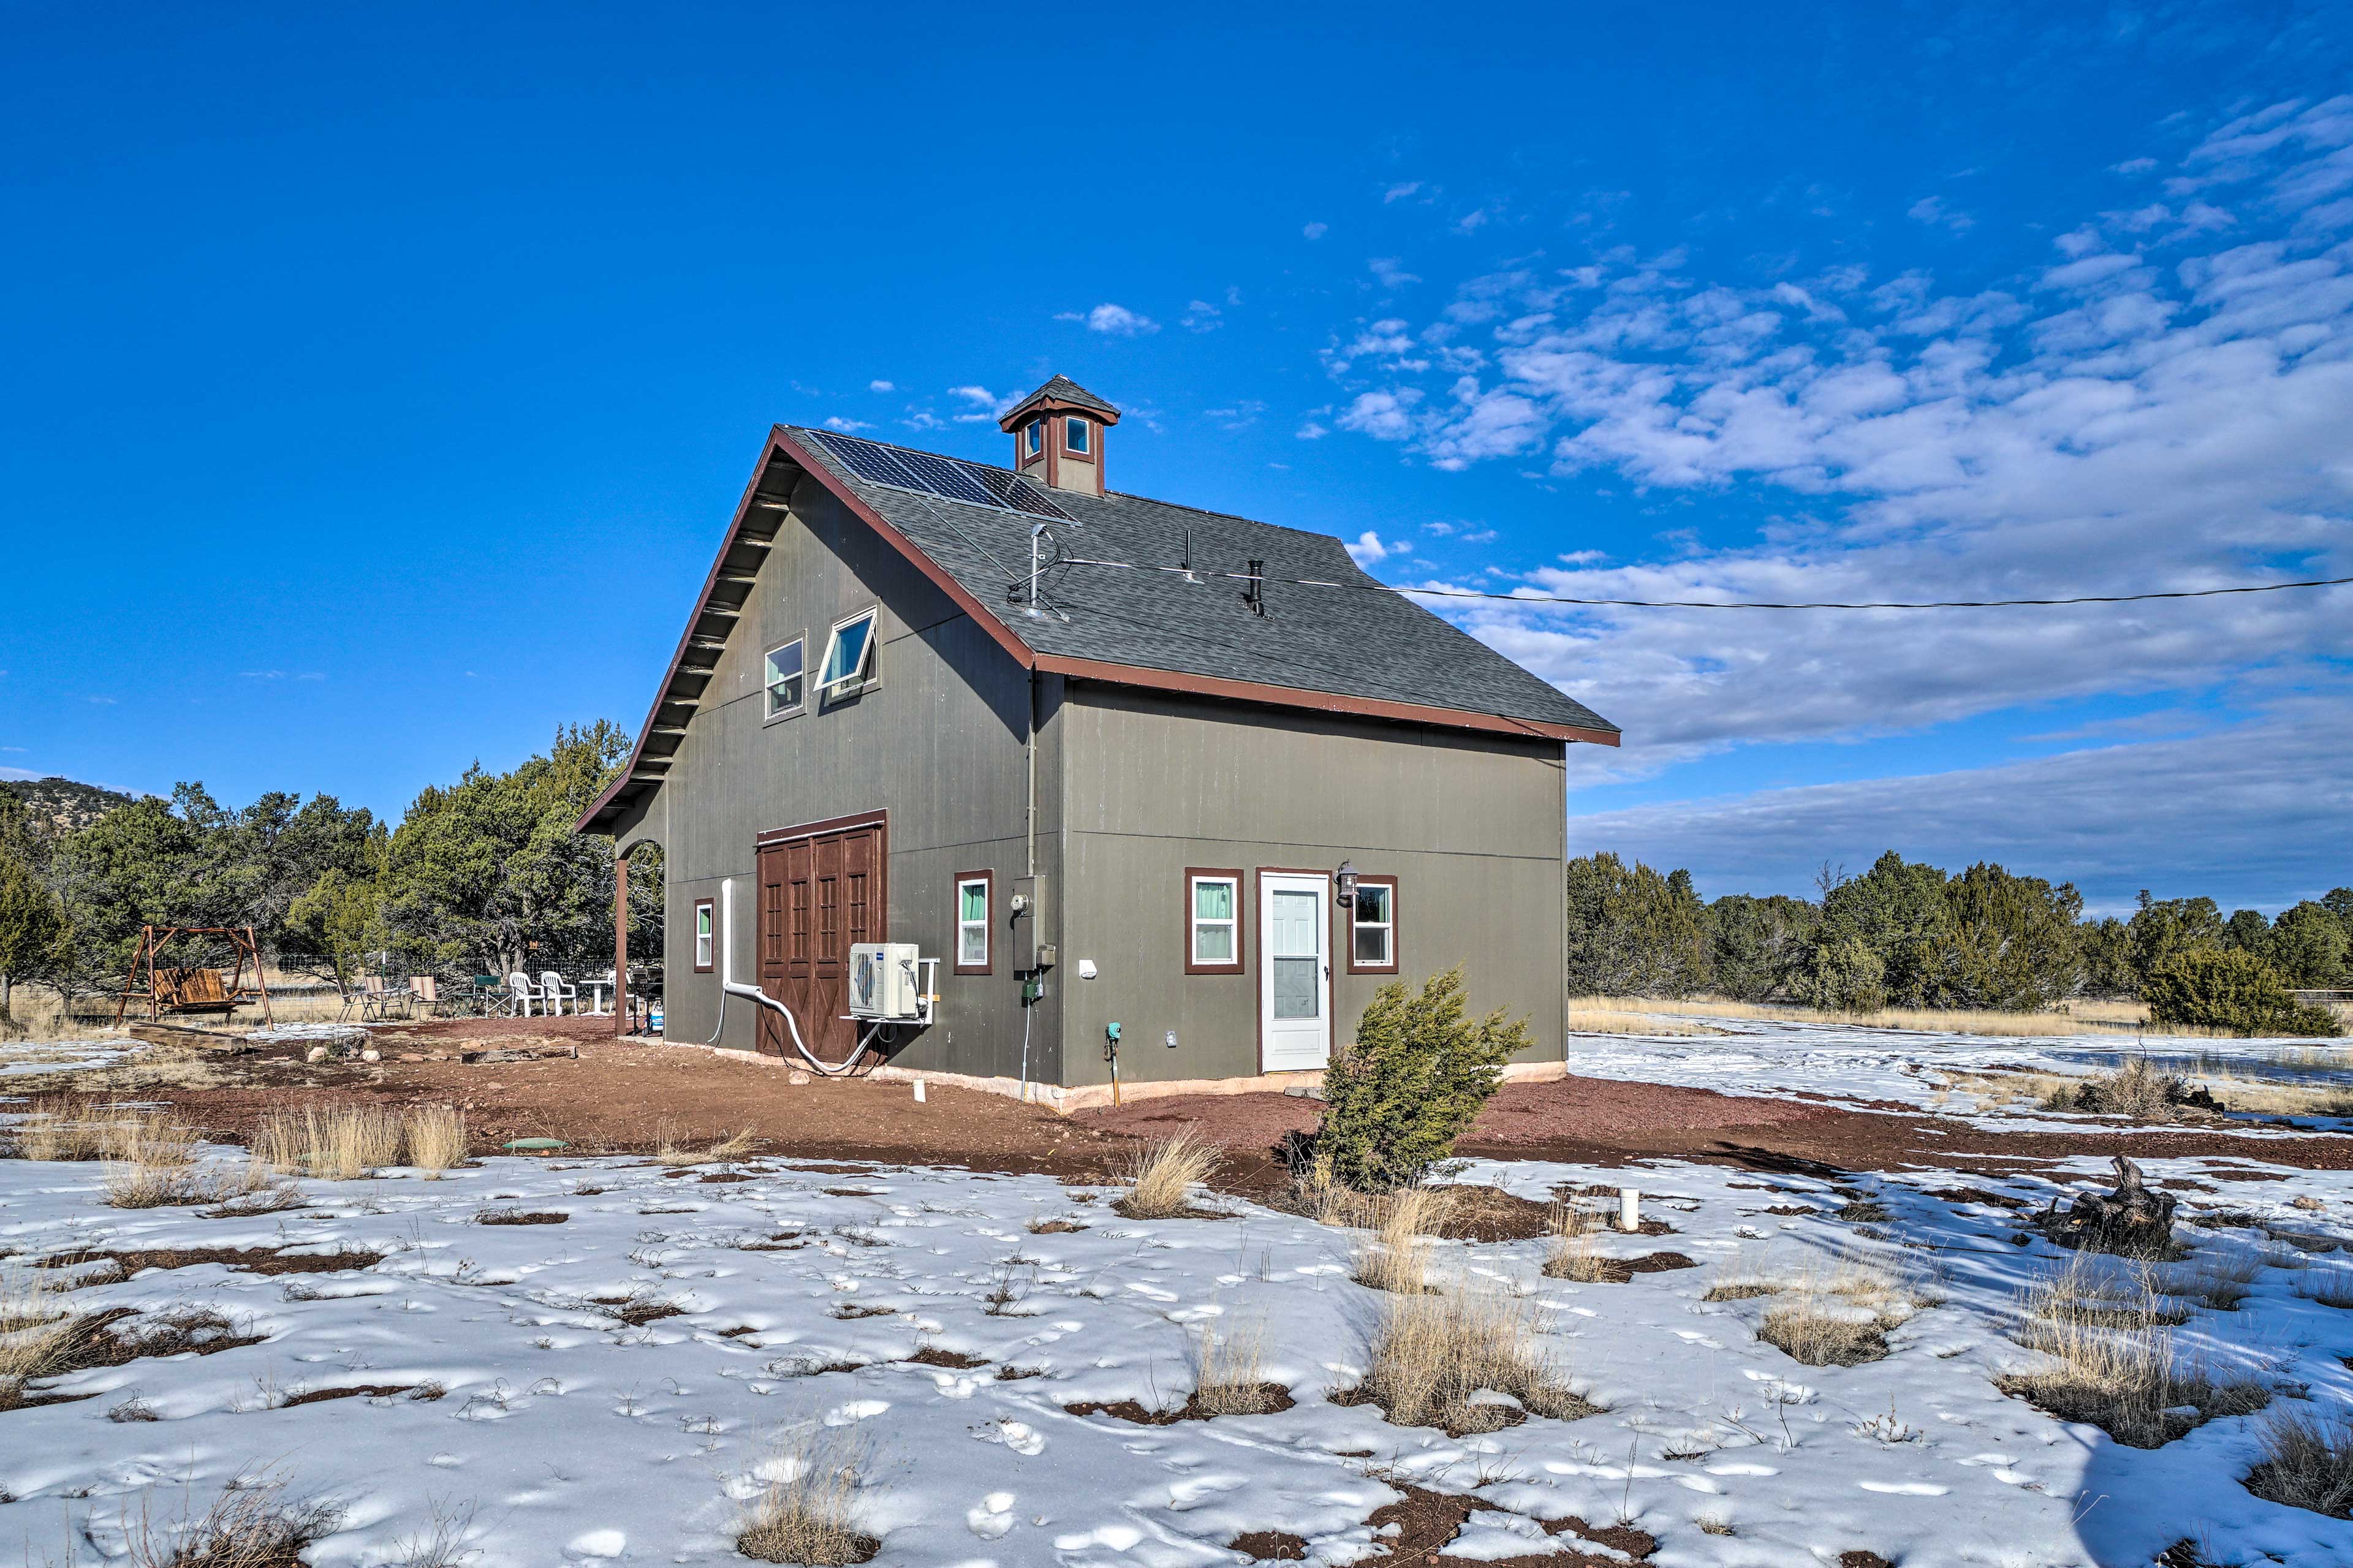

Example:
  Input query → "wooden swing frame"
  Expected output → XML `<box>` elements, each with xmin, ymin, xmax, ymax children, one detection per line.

<box><xmin>113</xmin><ymin>925</ymin><xmax>274</xmax><ymax>1026</ymax></box>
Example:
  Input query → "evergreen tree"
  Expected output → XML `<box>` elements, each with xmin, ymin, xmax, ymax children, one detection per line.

<box><xmin>1563</xmin><ymin>852</ymin><xmax>1710</xmax><ymax>997</ymax></box>
<box><xmin>1706</xmin><ymin>893</ymin><xmax>1818</xmax><ymax>1002</ymax></box>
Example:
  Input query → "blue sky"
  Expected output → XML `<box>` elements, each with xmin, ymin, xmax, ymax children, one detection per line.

<box><xmin>3</xmin><ymin>3</ymin><xmax>2349</xmax><ymax>914</ymax></box>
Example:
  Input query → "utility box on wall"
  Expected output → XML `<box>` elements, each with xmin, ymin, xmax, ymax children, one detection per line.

<box><xmin>1011</xmin><ymin>874</ymin><xmax>1050</xmax><ymax>972</ymax></box>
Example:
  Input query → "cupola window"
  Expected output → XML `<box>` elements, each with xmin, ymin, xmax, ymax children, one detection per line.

<box><xmin>1066</xmin><ymin>416</ymin><xmax>1091</xmax><ymax>455</ymax></box>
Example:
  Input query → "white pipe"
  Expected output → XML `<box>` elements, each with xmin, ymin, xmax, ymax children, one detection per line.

<box><xmin>708</xmin><ymin>878</ymin><xmax>864</xmax><ymax>1077</ymax></box>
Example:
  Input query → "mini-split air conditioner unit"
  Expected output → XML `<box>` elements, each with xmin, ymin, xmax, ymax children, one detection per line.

<box><xmin>849</xmin><ymin>942</ymin><xmax>925</xmax><ymax>1021</ymax></box>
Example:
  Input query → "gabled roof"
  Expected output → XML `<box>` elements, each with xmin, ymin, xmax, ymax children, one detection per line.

<box><xmin>1000</xmin><ymin>374</ymin><xmax>1120</xmax><ymax>425</ymax></box>
<box><xmin>578</xmin><ymin>426</ymin><xmax>1618</xmax><ymax>834</ymax></box>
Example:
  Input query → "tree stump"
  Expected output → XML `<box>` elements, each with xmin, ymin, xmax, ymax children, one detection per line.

<box><xmin>2041</xmin><ymin>1154</ymin><xmax>2177</xmax><ymax>1256</ymax></box>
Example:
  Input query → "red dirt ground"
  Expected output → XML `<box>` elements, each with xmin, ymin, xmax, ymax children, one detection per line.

<box><xmin>85</xmin><ymin>1020</ymin><xmax>2353</xmax><ymax>1190</ymax></box>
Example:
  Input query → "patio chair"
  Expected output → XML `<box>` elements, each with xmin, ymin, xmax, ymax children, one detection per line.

<box><xmin>359</xmin><ymin>975</ymin><xmax>413</xmax><ymax>1023</ymax></box>
<box><xmin>539</xmin><ymin>971</ymin><xmax>578</xmax><ymax>1017</ymax></box>
<box><xmin>409</xmin><ymin>975</ymin><xmax>442</xmax><ymax>1015</ymax></box>
<box><xmin>507</xmin><ymin>972</ymin><xmax>544</xmax><ymax>1017</ymax></box>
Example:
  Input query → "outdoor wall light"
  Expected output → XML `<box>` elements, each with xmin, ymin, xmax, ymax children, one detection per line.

<box><xmin>1335</xmin><ymin>860</ymin><xmax>1357</xmax><ymax>908</ymax></box>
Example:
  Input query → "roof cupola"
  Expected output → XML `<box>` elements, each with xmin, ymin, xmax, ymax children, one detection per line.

<box><xmin>999</xmin><ymin>374</ymin><xmax>1120</xmax><ymax>498</ymax></box>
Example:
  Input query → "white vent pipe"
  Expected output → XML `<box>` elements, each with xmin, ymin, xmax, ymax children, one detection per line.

<box><xmin>699</xmin><ymin>878</ymin><xmax>862</xmax><ymax>1077</ymax></box>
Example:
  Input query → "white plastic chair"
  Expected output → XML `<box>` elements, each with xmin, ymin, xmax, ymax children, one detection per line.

<box><xmin>540</xmin><ymin>971</ymin><xmax>577</xmax><ymax>1017</ymax></box>
<box><xmin>507</xmin><ymin>972</ymin><xmax>543</xmax><ymax>1017</ymax></box>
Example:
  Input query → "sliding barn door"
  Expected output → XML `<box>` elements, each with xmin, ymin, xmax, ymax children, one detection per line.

<box><xmin>754</xmin><ymin>816</ymin><xmax>885</xmax><ymax>1066</ymax></box>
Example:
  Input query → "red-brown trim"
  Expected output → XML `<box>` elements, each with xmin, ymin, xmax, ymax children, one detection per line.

<box><xmin>1037</xmin><ymin>655</ymin><xmax>1620</xmax><ymax>746</ymax></box>
<box><xmin>1345</xmin><ymin>874</ymin><xmax>1400</xmax><ymax>975</ymax></box>
<box><xmin>692</xmin><ymin>898</ymin><xmax>716</xmax><ymax>974</ymax></box>
<box><xmin>1181</xmin><ymin>867</ymin><xmax>1245</xmax><ymax>975</ymax></box>
<box><xmin>1251</xmin><ymin>866</ymin><xmax>1336</xmax><ymax>1076</ymax></box>
<box><xmin>756</xmin><ymin>808</ymin><xmax>889</xmax><ymax>846</ymax></box>
<box><xmin>954</xmin><ymin>869</ymin><xmax>994</xmax><ymax>975</ymax></box>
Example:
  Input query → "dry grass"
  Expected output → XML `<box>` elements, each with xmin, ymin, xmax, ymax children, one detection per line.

<box><xmin>1344</xmin><ymin>1282</ymin><xmax>1601</xmax><ymax>1435</ymax></box>
<box><xmin>2189</xmin><ymin>1074</ymin><xmax>2353</xmax><ymax>1118</ymax></box>
<box><xmin>1563</xmin><ymin>1006</ymin><xmax>1721</xmax><ymax>1037</ymax></box>
<box><xmin>107</xmin><ymin>1110</ymin><xmax>202</xmax><ymax>1167</ymax></box>
<box><xmin>1188</xmin><ymin>1318</ymin><xmax>1285</xmax><ymax>1417</ymax></box>
<box><xmin>651</xmin><ymin>1123</ymin><xmax>759</xmax><ymax>1167</ymax></box>
<box><xmin>2040</xmin><ymin>1058</ymin><xmax>2218</xmax><ymax>1120</ymax></box>
<box><xmin>401</xmin><ymin>1105</ymin><xmax>467</xmax><ymax>1175</ymax></box>
<box><xmin>1542</xmin><ymin>1198</ymin><xmax>1617</xmax><ymax>1282</ymax></box>
<box><xmin>1351</xmin><ymin>1187</ymin><xmax>1447</xmax><ymax>1294</ymax></box>
<box><xmin>735</xmin><ymin>1423</ymin><xmax>879</xmax><ymax>1566</ymax></box>
<box><xmin>96</xmin><ymin>1113</ymin><xmax>274</xmax><ymax>1210</ymax></box>
<box><xmin>0</xmin><ymin>1266</ymin><xmax>82</xmax><ymax>1401</ymax></box>
<box><xmin>8</xmin><ymin>1096</ymin><xmax>117</xmax><ymax>1160</ymax></box>
<box><xmin>2165</xmin><ymin>1248</ymin><xmax>2264</xmax><ymax>1311</ymax></box>
<box><xmin>256</xmin><ymin>1105</ymin><xmax>404</xmax><ymax>1180</ymax></box>
<box><xmin>124</xmin><ymin>1469</ymin><xmax>339</xmax><ymax>1568</ymax></box>
<box><xmin>2001</xmin><ymin>1259</ymin><xmax>2270</xmax><ymax>1448</ymax></box>
<box><xmin>2029</xmin><ymin>1253</ymin><xmax>2191</xmax><ymax>1330</ymax></box>
<box><xmin>1113</xmin><ymin>1127</ymin><xmax>1219</xmax><ymax>1219</ymax></box>
<box><xmin>1579</xmin><ymin>994</ymin><xmax>2227</xmax><ymax>1039</ymax></box>
<box><xmin>1711</xmin><ymin>1257</ymin><xmax>1938</xmax><ymax>1366</ymax></box>
<box><xmin>2294</xmin><ymin>1268</ymin><xmax>2353</xmax><ymax>1309</ymax></box>
<box><xmin>2243</xmin><ymin>1406</ymin><xmax>2353</xmax><ymax>1518</ymax></box>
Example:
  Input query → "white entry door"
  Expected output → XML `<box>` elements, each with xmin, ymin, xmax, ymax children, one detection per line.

<box><xmin>1259</xmin><ymin>873</ymin><xmax>1332</xmax><ymax>1071</ymax></box>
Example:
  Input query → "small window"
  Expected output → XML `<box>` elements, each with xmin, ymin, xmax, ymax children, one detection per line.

<box><xmin>1350</xmin><ymin>877</ymin><xmax>1397</xmax><ymax>972</ymax></box>
<box><xmin>955</xmin><ymin>873</ymin><xmax>991</xmax><ymax>973</ymax></box>
<box><xmin>1026</xmin><ymin>418</ymin><xmax>1043</xmax><ymax>456</ymax></box>
<box><xmin>816</xmin><ymin>608</ymin><xmax>877</xmax><ymax>699</ymax></box>
<box><xmin>1187</xmin><ymin>871</ymin><xmax>1241</xmax><ymax>972</ymax></box>
<box><xmin>693</xmin><ymin>900</ymin><xmax>715</xmax><ymax>972</ymax></box>
<box><xmin>1066</xmin><ymin>415</ymin><xmax>1090</xmax><ymax>455</ymax></box>
<box><xmin>764</xmin><ymin>637</ymin><xmax>805</xmax><ymax>719</ymax></box>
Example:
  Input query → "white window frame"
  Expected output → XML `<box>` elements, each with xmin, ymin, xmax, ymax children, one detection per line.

<box><xmin>1351</xmin><ymin>878</ymin><xmax>1396</xmax><ymax>972</ymax></box>
<box><xmin>814</xmin><ymin>607</ymin><xmax>879</xmax><ymax>701</ymax></box>
<box><xmin>694</xmin><ymin>901</ymin><xmax>714</xmax><ymax>971</ymax></box>
<box><xmin>956</xmin><ymin>876</ymin><xmax>990</xmax><ymax>971</ymax></box>
<box><xmin>1189</xmin><ymin>873</ymin><xmax>1240</xmax><ymax>970</ymax></box>
<box><xmin>1066</xmin><ymin>415</ymin><xmax>1091</xmax><ymax>454</ymax></box>
<box><xmin>763</xmin><ymin>634</ymin><xmax>806</xmax><ymax>722</ymax></box>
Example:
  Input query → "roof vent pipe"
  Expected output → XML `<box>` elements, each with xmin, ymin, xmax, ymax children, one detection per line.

<box><xmin>1244</xmin><ymin>559</ymin><xmax>1267</xmax><ymax>617</ymax></box>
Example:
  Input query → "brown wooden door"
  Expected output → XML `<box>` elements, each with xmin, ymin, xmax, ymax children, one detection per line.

<box><xmin>755</xmin><ymin>817</ymin><xmax>884</xmax><ymax>1066</ymax></box>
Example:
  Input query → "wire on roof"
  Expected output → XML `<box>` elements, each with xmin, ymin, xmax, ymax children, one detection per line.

<box><xmin>1045</xmin><ymin>556</ymin><xmax>2353</xmax><ymax>612</ymax></box>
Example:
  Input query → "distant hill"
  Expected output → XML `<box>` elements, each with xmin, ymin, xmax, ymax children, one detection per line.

<box><xmin>0</xmin><ymin>775</ymin><xmax>138</xmax><ymax>835</ymax></box>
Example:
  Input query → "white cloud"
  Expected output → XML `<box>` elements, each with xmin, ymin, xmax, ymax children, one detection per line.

<box><xmin>1303</xmin><ymin>221</ymin><xmax>1328</xmax><ymax>240</ymax></box>
<box><xmin>822</xmin><ymin>415</ymin><xmax>873</xmax><ymax>432</ymax></box>
<box><xmin>88</xmin><ymin>696</ymin><xmax>116</xmax><ymax>705</ymax></box>
<box><xmin>944</xmin><ymin>386</ymin><xmax>1002</xmax><ymax>424</ymax></box>
<box><xmin>1181</xmin><ymin>300</ymin><xmax>1223</xmax><ymax>333</ymax></box>
<box><xmin>1383</xmin><ymin>181</ymin><xmax>1423</xmax><ymax>203</ymax></box>
<box><xmin>1294</xmin><ymin>420</ymin><xmax>1329</xmax><ymax>441</ymax></box>
<box><xmin>1205</xmin><ymin>400</ymin><xmax>1265</xmax><ymax>431</ymax></box>
<box><xmin>1907</xmin><ymin>195</ymin><xmax>1975</xmax><ymax>233</ymax></box>
<box><xmin>1304</xmin><ymin>99</ymin><xmax>2353</xmax><ymax>802</ymax></box>
<box><xmin>1056</xmin><ymin>303</ymin><xmax>1159</xmax><ymax>336</ymax></box>
<box><xmin>868</xmin><ymin>380</ymin><xmax>895</xmax><ymax>393</ymax></box>
<box><xmin>1344</xmin><ymin>531</ymin><xmax>1411</xmax><ymax>566</ymax></box>
<box><xmin>1369</xmin><ymin>257</ymin><xmax>1422</xmax><ymax>290</ymax></box>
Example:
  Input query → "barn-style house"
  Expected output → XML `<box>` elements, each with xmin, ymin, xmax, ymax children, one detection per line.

<box><xmin>578</xmin><ymin>376</ymin><xmax>1618</xmax><ymax>1108</ymax></box>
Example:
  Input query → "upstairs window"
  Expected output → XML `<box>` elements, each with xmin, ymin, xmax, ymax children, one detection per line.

<box><xmin>764</xmin><ymin>636</ymin><xmax>805</xmax><ymax>719</ymax></box>
<box><xmin>1349</xmin><ymin>877</ymin><xmax>1398</xmax><ymax>973</ymax></box>
<box><xmin>693</xmin><ymin>900</ymin><xmax>715</xmax><ymax>972</ymax></box>
<box><xmin>816</xmin><ymin>608</ymin><xmax>877</xmax><ymax>699</ymax></box>
<box><xmin>1066</xmin><ymin>415</ymin><xmax>1091</xmax><ymax>455</ymax></box>
<box><xmin>1026</xmin><ymin>418</ymin><xmax>1044</xmax><ymax>456</ymax></box>
<box><xmin>1186</xmin><ymin>870</ymin><xmax>1242</xmax><ymax>972</ymax></box>
<box><xmin>956</xmin><ymin>873</ymin><xmax>991</xmax><ymax>973</ymax></box>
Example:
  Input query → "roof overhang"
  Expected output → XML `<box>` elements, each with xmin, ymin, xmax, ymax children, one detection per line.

<box><xmin>574</xmin><ymin>430</ymin><xmax>1616</xmax><ymax>835</ymax></box>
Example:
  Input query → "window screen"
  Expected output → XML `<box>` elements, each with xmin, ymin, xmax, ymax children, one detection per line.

<box><xmin>765</xmin><ymin>638</ymin><xmax>804</xmax><ymax>718</ymax></box>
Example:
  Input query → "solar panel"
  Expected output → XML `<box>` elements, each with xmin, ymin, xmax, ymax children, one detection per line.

<box><xmin>970</xmin><ymin>466</ymin><xmax>1071</xmax><ymax>520</ymax></box>
<box><xmin>803</xmin><ymin>428</ymin><xmax>1071</xmax><ymax>523</ymax></box>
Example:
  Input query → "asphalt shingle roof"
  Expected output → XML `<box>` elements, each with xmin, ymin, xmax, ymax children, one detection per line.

<box><xmin>1002</xmin><ymin>374</ymin><xmax>1120</xmax><ymax>421</ymax></box>
<box><xmin>784</xmin><ymin>427</ymin><xmax>1616</xmax><ymax>738</ymax></box>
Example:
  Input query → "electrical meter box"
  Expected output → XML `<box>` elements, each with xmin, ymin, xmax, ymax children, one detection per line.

<box><xmin>848</xmin><ymin>943</ymin><xmax>923</xmax><ymax>1020</ymax></box>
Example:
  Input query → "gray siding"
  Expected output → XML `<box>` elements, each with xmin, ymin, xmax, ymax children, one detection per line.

<box><xmin>653</xmin><ymin>479</ymin><xmax>1059</xmax><ymax>1084</ymax></box>
<box><xmin>1050</xmin><ymin>686</ymin><xmax>1567</xmax><ymax>1086</ymax></box>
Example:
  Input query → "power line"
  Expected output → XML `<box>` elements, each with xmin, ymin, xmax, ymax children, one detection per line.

<box><xmin>1047</xmin><ymin>556</ymin><xmax>2353</xmax><ymax>612</ymax></box>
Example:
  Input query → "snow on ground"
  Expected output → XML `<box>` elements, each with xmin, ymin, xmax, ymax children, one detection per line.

<box><xmin>1567</xmin><ymin>1015</ymin><xmax>2353</xmax><ymax>1131</ymax></box>
<box><xmin>4</xmin><ymin>1115</ymin><xmax>2353</xmax><ymax>1567</ymax></box>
